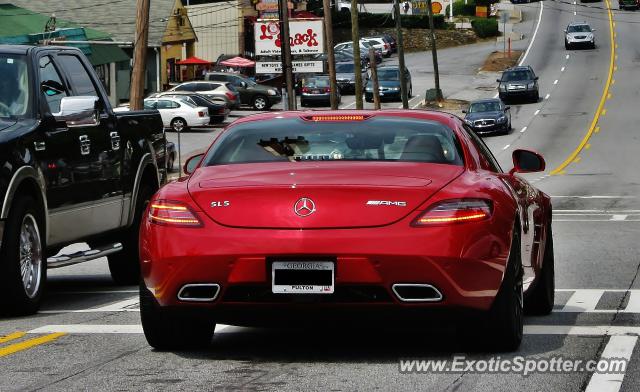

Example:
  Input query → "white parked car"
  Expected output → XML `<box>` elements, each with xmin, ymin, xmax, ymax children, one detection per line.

<box><xmin>144</xmin><ymin>97</ymin><xmax>210</xmax><ymax>132</ymax></box>
<box><xmin>362</xmin><ymin>37</ymin><xmax>391</xmax><ymax>57</ymax></box>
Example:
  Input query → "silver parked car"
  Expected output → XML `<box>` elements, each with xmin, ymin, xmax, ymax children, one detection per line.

<box><xmin>565</xmin><ymin>22</ymin><xmax>595</xmax><ymax>49</ymax></box>
<box><xmin>168</xmin><ymin>81</ymin><xmax>239</xmax><ymax>109</ymax></box>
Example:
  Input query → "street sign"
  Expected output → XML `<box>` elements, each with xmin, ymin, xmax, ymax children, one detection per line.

<box><xmin>255</xmin><ymin>19</ymin><xmax>325</xmax><ymax>55</ymax></box>
<box><xmin>256</xmin><ymin>60</ymin><xmax>324</xmax><ymax>74</ymax></box>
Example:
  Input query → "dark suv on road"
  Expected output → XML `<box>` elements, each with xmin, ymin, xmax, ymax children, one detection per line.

<box><xmin>205</xmin><ymin>72</ymin><xmax>281</xmax><ymax>110</ymax></box>
<box><xmin>497</xmin><ymin>65</ymin><xmax>539</xmax><ymax>103</ymax></box>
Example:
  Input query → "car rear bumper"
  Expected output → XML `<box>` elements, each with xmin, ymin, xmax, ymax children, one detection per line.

<box><xmin>140</xmin><ymin>217</ymin><xmax>513</xmax><ymax>318</ymax></box>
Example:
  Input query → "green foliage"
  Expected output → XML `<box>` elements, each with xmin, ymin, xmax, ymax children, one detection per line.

<box><xmin>445</xmin><ymin>0</ymin><xmax>477</xmax><ymax>17</ymax></box>
<box><xmin>471</xmin><ymin>17</ymin><xmax>499</xmax><ymax>38</ymax></box>
<box><xmin>333</xmin><ymin>11</ymin><xmax>446</xmax><ymax>29</ymax></box>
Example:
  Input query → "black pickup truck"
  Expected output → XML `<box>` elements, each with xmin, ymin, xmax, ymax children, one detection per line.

<box><xmin>0</xmin><ymin>45</ymin><xmax>166</xmax><ymax>315</ymax></box>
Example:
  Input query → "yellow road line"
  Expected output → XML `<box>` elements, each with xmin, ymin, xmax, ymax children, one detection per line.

<box><xmin>0</xmin><ymin>332</ymin><xmax>26</xmax><ymax>344</ymax></box>
<box><xmin>0</xmin><ymin>333</ymin><xmax>65</xmax><ymax>358</ymax></box>
<box><xmin>550</xmin><ymin>0</ymin><xmax>615</xmax><ymax>175</ymax></box>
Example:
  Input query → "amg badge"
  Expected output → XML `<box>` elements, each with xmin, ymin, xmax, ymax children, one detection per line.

<box><xmin>366</xmin><ymin>200</ymin><xmax>407</xmax><ymax>207</ymax></box>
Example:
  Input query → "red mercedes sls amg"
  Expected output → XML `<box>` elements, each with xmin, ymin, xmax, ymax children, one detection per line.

<box><xmin>139</xmin><ymin>110</ymin><xmax>554</xmax><ymax>351</ymax></box>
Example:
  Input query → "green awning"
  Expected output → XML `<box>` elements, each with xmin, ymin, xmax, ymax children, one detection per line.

<box><xmin>87</xmin><ymin>44</ymin><xmax>130</xmax><ymax>66</ymax></box>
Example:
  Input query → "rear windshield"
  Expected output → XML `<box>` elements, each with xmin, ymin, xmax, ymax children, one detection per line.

<box><xmin>335</xmin><ymin>63</ymin><xmax>355</xmax><ymax>73</ymax></box>
<box><xmin>204</xmin><ymin>117</ymin><xmax>464</xmax><ymax>166</ymax></box>
<box><xmin>501</xmin><ymin>70</ymin><xmax>533</xmax><ymax>81</ymax></box>
<box><xmin>304</xmin><ymin>78</ymin><xmax>330</xmax><ymax>88</ymax></box>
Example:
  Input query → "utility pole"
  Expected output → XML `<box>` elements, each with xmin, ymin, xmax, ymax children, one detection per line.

<box><xmin>426</xmin><ymin>0</ymin><xmax>443</xmax><ymax>101</ymax></box>
<box><xmin>351</xmin><ymin>0</ymin><xmax>363</xmax><ymax>109</ymax></box>
<box><xmin>368</xmin><ymin>48</ymin><xmax>380</xmax><ymax>109</ymax></box>
<box><xmin>130</xmin><ymin>0</ymin><xmax>150</xmax><ymax>110</ymax></box>
<box><xmin>393</xmin><ymin>0</ymin><xmax>408</xmax><ymax>108</ymax></box>
<box><xmin>279</xmin><ymin>0</ymin><xmax>296</xmax><ymax>110</ymax></box>
<box><xmin>323</xmin><ymin>0</ymin><xmax>339</xmax><ymax>109</ymax></box>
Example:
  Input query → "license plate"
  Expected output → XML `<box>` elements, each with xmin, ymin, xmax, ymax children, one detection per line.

<box><xmin>271</xmin><ymin>261</ymin><xmax>334</xmax><ymax>294</ymax></box>
<box><xmin>312</xmin><ymin>89</ymin><xmax>320</xmax><ymax>94</ymax></box>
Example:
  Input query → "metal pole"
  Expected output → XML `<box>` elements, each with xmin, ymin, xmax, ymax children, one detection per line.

<box><xmin>394</xmin><ymin>0</ymin><xmax>409</xmax><ymax>108</ymax></box>
<box><xmin>279</xmin><ymin>0</ymin><xmax>296</xmax><ymax>110</ymax></box>
<box><xmin>351</xmin><ymin>0</ymin><xmax>364</xmax><ymax>109</ymax></box>
<box><xmin>323</xmin><ymin>0</ymin><xmax>339</xmax><ymax>109</ymax></box>
<box><xmin>130</xmin><ymin>0</ymin><xmax>150</xmax><ymax>110</ymax></box>
<box><xmin>177</xmin><ymin>129</ymin><xmax>182</xmax><ymax>176</ymax></box>
<box><xmin>369</xmin><ymin>48</ymin><xmax>381</xmax><ymax>109</ymax></box>
<box><xmin>426</xmin><ymin>0</ymin><xmax>443</xmax><ymax>101</ymax></box>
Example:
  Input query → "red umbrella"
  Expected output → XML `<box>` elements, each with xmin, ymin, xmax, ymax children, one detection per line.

<box><xmin>220</xmin><ymin>56</ymin><xmax>256</xmax><ymax>68</ymax></box>
<box><xmin>177</xmin><ymin>56</ymin><xmax>212</xmax><ymax>65</ymax></box>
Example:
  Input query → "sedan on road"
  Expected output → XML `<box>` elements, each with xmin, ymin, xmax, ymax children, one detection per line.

<box><xmin>139</xmin><ymin>110</ymin><xmax>555</xmax><ymax>351</ymax></box>
<box><xmin>564</xmin><ymin>22</ymin><xmax>596</xmax><ymax>49</ymax></box>
<box><xmin>300</xmin><ymin>76</ymin><xmax>341</xmax><ymax>107</ymax></box>
<box><xmin>365</xmin><ymin>66</ymin><xmax>412</xmax><ymax>102</ymax></box>
<box><xmin>147</xmin><ymin>92</ymin><xmax>229</xmax><ymax>125</ymax></box>
<box><xmin>143</xmin><ymin>97</ymin><xmax>210</xmax><ymax>132</ymax></box>
<box><xmin>497</xmin><ymin>66</ymin><xmax>539</xmax><ymax>103</ymax></box>
<box><xmin>335</xmin><ymin>62</ymin><xmax>368</xmax><ymax>94</ymax></box>
<box><xmin>463</xmin><ymin>98</ymin><xmax>512</xmax><ymax>135</ymax></box>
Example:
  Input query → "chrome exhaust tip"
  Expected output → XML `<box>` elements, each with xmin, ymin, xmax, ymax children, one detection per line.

<box><xmin>392</xmin><ymin>284</ymin><xmax>443</xmax><ymax>302</ymax></box>
<box><xmin>177</xmin><ymin>283</ymin><xmax>220</xmax><ymax>302</ymax></box>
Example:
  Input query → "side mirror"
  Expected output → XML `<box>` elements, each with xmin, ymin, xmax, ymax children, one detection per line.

<box><xmin>184</xmin><ymin>153</ymin><xmax>205</xmax><ymax>175</ymax></box>
<box><xmin>510</xmin><ymin>149</ymin><xmax>545</xmax><ymax>175</ymax></box>
<box><xmin>534</xmin><ymin>76</ymin><xmax>539</xmax><ymax>81</ymax></box>
<box><xmin>461</xmin><ymin>109</ymin><xmax>467</xmax><ymax>113</ymax></box>
<box><xmin>496</xmin><ymin>79</ymin><xmax>501</xmax><ymax>83</ymax></box>
<box><xmin>505</xmin><ymin>106</ymin><xmax>511</xmax><ymax>110</ymax></box>
<box><xmin>592</xmin><ymin>28</ymin><xmax>596</xmax><ymax>32</ymax></box>
<box><xmin>53</xmin><ymin>96</ymin><xmax>100</xmax><ymax>128</ymax></box>
<box><xmin>240</xmin><ymin>81</ymin><xmax>247</xmax><ymax>88</ymax></box>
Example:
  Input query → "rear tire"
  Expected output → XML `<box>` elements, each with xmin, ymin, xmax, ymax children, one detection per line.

<box><xmin>140</xmin><ymin>283</ymin><xmax>215</xmax><ymax>350</ymax></box>
<box><xmin>525</xmin><ymin>225</ymin><xmax>555</xmax><ymax>315</ymax></box>
<box><xmin>0</xmin><ymin>196</ymin><xmax>46</xmax><ymax>315</ymax></box>
<box><xmin>170</xmin><ymin>118</ymin><xmax>187</xmax><ymax>132</ymax></box>
<box><xmin>252</xmin><ymin>95</ymin><xmax>269</xmax><ymax>110</ymax></box>
<box><xmin>486</xmin><ymin>230</ymin><xmax>524</xmax><ymax>351</ymax></box>
<box><xmin>108</xmin><ymin>183</ymin><xmax>155</xmax><ymax>285</ymax></box>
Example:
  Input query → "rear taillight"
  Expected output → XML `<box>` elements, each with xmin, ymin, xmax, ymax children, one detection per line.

<box><xmin>324</xmin><ymin>87</ymin><xmax>331</xmax><ymax>93</ymax></box>
<box><xmin>225</xmin><ymin>92</ymin><xmax>236</xmax><ymax>100</ymax></box>
<box><xmin>218</xmin><ymin>108</ymin><xmax>226</xmax><ymax>114</ymax></box>
<box><xmin>148</xmin><ymin>200</ymin><xmax>203</xmax><ymax>227</ymax></box>
<box><xmin>412</xmin><ymin>199</ymin><xmax>492</xmax><ymax>226</ymax></box>
<box><xmin>302</xmin><ymin>87</ymin><xmax>310</xmax><ymax>93</ymax></box>
<box><xmin>198</xmin><ymin>111</ymin><xmax>206</xmax><ymax>117</ymax></box>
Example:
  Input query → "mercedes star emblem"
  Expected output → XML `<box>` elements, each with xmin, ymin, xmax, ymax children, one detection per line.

<box><xmin>294</xmin><ymin>197</ymin><xmax>316</xmax><ymax>217</ymax></box>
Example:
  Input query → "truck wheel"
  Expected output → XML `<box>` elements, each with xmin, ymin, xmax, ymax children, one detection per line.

<box><xmin>525</xmin><ymin>225</ymin><xmax>555</xmax><ymax>315</ymax></box>
<box><xmin>170</xmin><ymin>118</ymin><xmax>187</xmax><ymax>132</ymax></box>
<box><xmin>108</xmin><ymin>183</ymin><xmax>155</xmax><ymax>285</ymax></box>
<box><xmin>0</xmin><ymin>196</ymin><xmax>46</xmax><ymax>315</ymax></box>
<box><xmin>252</xmin><ymin>95</ymin><xmax>269</xmax><ymax>110</ymax></box>
<box><xmin>140</xmin><ymin>283</ymin><xmax>215</xmax><ymax>350</ymax></box>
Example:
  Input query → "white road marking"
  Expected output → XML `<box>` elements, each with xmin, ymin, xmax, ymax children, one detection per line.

<box><xmin>52</xmin><ymin>290</ymin><xmax>138</xmax><ymax>295</ymax></box>
<box><xmin>611</xmin><ymin>215</ymin><xmax>628</xmax><ymax>221</ymax></box>
<box><xmin>411</xmin><ymin>100</ymin><xmax>424</xmax><ymax>109</ymax></box>
<box><xmin>402</xmin><ymin>95</ymin><xmax>422</xmax><ymax>109</ymax></box>
<box><xmin>625</xmin><ymin>291</ymin><xmax>640</xmax><ymax>313</ymax></box>
<box><xmin>39</xmin><ymin>297</ymin><xmax>140</xmax><ymax>314</ymax></box>
<box><xmin>520</xmin><ymin>126</ymin><xmax>527</xmax><ymax>133</ymax></box>
<box><xmin>519</xmin><ymin>1</ymin><xmax>544</xmax><ymax>66</ymax></box>
<box><xmin>553</xmin><ymin>79</ymin><xmax>559</xmax><ymax>85</ymax></box>
<box><xmin>553</xmin><ymin>209</ymin><xmax>640</xmax><ymax>213</ymax></box>
<box><xmin>566</xmin><ymin>54</ymin><xmax>570</xmax><ymax>59</ymax></box>
<box><xmin>585</xmin><ymin>336</ymin><xmax>638</xmax><ymax>392</ymax></box>
<box><xmin>545</xmin><ymin>94</ymin><xmax>550</xmax><ymax>100</ymax></box>
<box><xmin>525</xmin><ymin>325</ymin><xmax>640</xmax><ymax>336</ymax></box>
<box><xmin>340</xmin><ymin>101</ymin><xmax>356</xmax><ymax>109</ymax></box>
<box><xmin>534</xmin><ymin>109</ymin><xmax>540</xmax><ymax>116</ymax></box>
<box><xmin>561</xmin><ymin>66</ymin><xmax>566</xmax><ymax>72</ymax></box>
<box><xmin>502</xmin><ymin>144</ymin><xmax>510</xmax><ymax>150</ymax></box>
<box><xmin>561</xmin><ymin>289</ymin><xmax>604</xmax><ymax>313</ymax></box>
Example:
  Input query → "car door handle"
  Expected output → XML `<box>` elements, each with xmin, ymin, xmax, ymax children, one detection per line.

<box><xmin>79</xmin><ymin>135</ymin><xmax>91</xmax><ymax>156</ymax></box>
<box><xmin>110</xmin><ymin>132</ymin><xmax>121</xmax><ymax>151</ymax></box>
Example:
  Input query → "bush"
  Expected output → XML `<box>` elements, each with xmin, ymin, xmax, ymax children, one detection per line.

<box><xmin>333</xmin><ymin>11</ymin><xmax>446</xmax><ymax>29</ymax></box>
<box><xmin>471</xmin><ymin>17</ymin><xmax>499</xmax><ymax>38</ymax></box>
<box><xmin>446</xmin><ymin>0</ymin><xmax>477</xmax><ymax>17</ymax></box>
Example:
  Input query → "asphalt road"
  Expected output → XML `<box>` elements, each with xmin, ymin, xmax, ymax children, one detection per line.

<box><xmin>3</xmin><ymin>1</ymin><xmax>640</xmax><ymax>391</ymax></box>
